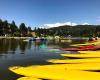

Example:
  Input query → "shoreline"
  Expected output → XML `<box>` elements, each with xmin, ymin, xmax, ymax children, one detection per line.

<box><xmin>0</xmin><ymin>37</ymin><xmax>32</xmax><ymax>39</ymax></box>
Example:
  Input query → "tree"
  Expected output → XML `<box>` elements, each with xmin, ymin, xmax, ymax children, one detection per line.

<box><xmin>28</xmin><ymin>26</ymin><xmax>32</xmax><ymax>32</ymax></box>
<box><xmin>3</xmin><ymin>20</ymin><xmax>9</xmax><ymax>36</ymax></box>
<box><xmin>27</xmin><ymin>26</ymin><xmax>33</xmax><ymax>37</ymax></box>
<box><xmin>0</xmin><ymin>19</ymin><xmax>3</xmax><ymax>35</ymax></box>
<box><xmin>10</xmin><ymin>21</ymin><xmax>18</xmax><ymax>36</ymax></box>
<box><xmin>19</xmin><ymin>23</ymin><xmax>28</xmax><ymax>36</ymax></box>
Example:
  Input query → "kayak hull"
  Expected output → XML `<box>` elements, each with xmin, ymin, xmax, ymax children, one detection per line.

<box><xmin>61</xmin><ymin>45</ymin><xmax>100</xmax><ymax>51</ymax></box>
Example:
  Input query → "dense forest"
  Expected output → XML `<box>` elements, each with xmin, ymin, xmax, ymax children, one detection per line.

<box><xmin>0</xmin><ymin>19</ymin><xmax>32</xmax><ymax>37</ymax></box>
<box><xmin>0</xmin><ymin>19</ymin><xmax>100</xmax><ymax>37</ymax></box>
<box><xmin>35</xmin><ymin>25</ymin><xmax>100</xmax><ymax>37</ymax></box>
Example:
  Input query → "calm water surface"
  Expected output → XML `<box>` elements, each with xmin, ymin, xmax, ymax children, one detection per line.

<box><xmin>0</xmin><ymin>39</ymin><xmax>85</xmax><ymax>80</ymax></box>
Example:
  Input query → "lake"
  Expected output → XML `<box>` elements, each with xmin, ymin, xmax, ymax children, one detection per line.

<box><xmin>0</xmin><ymin>38</ymin><xmax>85</xmax><ymax>80</ymax></box>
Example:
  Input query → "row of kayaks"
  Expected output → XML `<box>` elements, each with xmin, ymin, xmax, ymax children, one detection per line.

<box><xmin>9</xmin><ymin>50</ymin><xmax>100</xmax><ymax>80</ymax></box>
<box><xmin>61</xmin><ymin>45</ymin><xmax>100</xmax><ymax>51</ymax></box>
<box><xmin>9</xmin><ymin>57</ymin><xmax>100</xmax><ymax>80</ymax></box>
<box><xmin>61</xmin><ymin>40</ymin><xmax>100</xmax><ymax>51</ymax></box>
<box><xmin>9</xmin><ymin>41</ymin><xmax>100</xmax><ymax>80</ymax></box>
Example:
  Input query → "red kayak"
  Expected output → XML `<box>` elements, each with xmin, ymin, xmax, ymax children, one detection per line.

<box><xmin>61</xmin><ymin>45</ymin><xmax>100</xmax><ymax>51</ymax></box>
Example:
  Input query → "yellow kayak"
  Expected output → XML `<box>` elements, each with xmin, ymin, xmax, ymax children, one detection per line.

<box><xmin>61</xmin><ymin>53</ymin><xmax>100</xmax><ymax>58</ymax></box>
<box><xmin>10</xmin><ymin>63</ymin><xmax>100</xmax><ymax>71</ymax></box>
<box><xmin>9</xmin><ymin>65</ymin><xmax>100</xmax><ymax>80</ymax></box>
<box><xmin>17</xmin><ymin>77</ymin><xmax>41</xmax><ymax>80</ymax></box>
<box><xmin>48</xmin><ymin>58</ymin><xmax>100</xmax><ymax>63</ymax></box>
<box><xmin>70</xmin><ymin>41</ymin><xmax>100</xmax><ymax>47</ymax></box>
<box><xmin>17</xmin><ymin>77</ymin><xmax>58</xmax><ymax>80</ymax></box>
<box><xmin>78</xmin><ymin>51</ymin><xmax>100</xmax><ymax>54</ymax></box>
<box><xmin>71</xmin><ymin>43</ymin><xmax>89</xmax><ymax>46</ymax></box>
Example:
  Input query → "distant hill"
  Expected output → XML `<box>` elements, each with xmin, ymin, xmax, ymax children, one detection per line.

<box><xmin>35</xmin><ymin>25</ymin><xmax>100</xmax><ymax>37</ymax></box>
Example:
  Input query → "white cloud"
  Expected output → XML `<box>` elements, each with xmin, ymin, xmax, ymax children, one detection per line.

<box><xmin>43</xmin><ymin>22</ymin><xmax>90</xmax><ymax>28</ymax></box>
<box><xmin>82</xmin><ymin>23</ymin><xmax>89</xmax><ymax>25</ymax></box>
<box><xmin>44</xmin><ymin>22</ymin><xmax>77</xmax><ymax>28</ymax></box>
<box><xmin>71</xmin><ymin>23</ymin><xmax>78</xmax><ymax>26</ymax></box>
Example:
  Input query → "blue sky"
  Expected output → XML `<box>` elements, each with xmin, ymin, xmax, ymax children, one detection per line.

<box><xmin>0</xmin><ymin>0</ymin><xmax>100</xmax><ymax>28</ymax></box>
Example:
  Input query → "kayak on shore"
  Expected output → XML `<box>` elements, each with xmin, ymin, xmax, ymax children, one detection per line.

<box><xmin>70</xmin><ymin>40</ymin><xmax>100</xmax><ymax>47</ymax></box>
<box><xmin>9</xmin><ymin>64</ymin><xmax>100</xmax><ymax>80</ymax></box>
<box><xmin>61</xmin><ymin>45</ymin><xmax>100</xmax><ymax>51</ymax></box>
<box><xmin>61</xmin><ymin>53</ymin><xmax>100</xmax><ymax>58</ymax></box>
<box><xmin>48</xmin><ymin>58</ymin><xmax>100</xmax><ymax>63</ymax></box>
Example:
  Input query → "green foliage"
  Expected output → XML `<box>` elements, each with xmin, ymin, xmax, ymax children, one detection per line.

<box><xmin>19</xmin><ymin>23</ymin><xmax>28</xmax><ymax>36</ymax></box>
<box><xmin>0</xmin><ymin>19</ymin><xmax>33</xmax><ymax>37</ymax></box>
<box><xmin>10</xmin><ymin>21</ymin><xmax>18</xmax><ymax>35</ymax></box>
<box><xmin>0</xmin><ymin>18</ymin><xmax>100</xmax><ymax>37</ymax></box>
<box><xmin>34</xmin><ymin>25</ymin><xmax>100</xmax><ymax>37</ymax></box>
<box><xmin>13</xmin><ymin>31</ymin><xmax>21</xmax><ymax>37</ymax></box>
<box><xmin>27</xmin><ymin>33</ymin><xmax>33</xmax><ymax>37</ymax></box>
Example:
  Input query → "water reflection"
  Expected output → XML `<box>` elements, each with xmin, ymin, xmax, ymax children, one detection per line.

<box><xmin>0</xmin><ymin>39</ymin><xmax>19</xmax><ymax>54</ymax></box>
<box><xmin>9</xmin><ymin>39</ymin><xmax>19</xmax><ymax>53</ymax></box>
<box><xmin>19</xmin><ymin>41</ymin><xmax>28</xmax><ymax>53</ymax></box>
<box><xmin>0</xmin><ymin>38</ymin><xmax>86</xmax><ymax>54</ymax></box>
<box><xmin>0</xmin><ymin>39</ymin><xmax>31</xmax><ymax>54</ymax></box>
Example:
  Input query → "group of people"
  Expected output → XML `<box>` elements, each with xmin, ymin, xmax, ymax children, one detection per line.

<box><xmin>89</xmin><ymin>36</ymin><xmax>99</xmax><ymax>41</ymax></box>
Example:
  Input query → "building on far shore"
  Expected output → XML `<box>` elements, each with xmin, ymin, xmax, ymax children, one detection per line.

<box><xmin>31</xmin><ymin>32</ymin><xmax>36</xmax><ymax>37</ymax></box>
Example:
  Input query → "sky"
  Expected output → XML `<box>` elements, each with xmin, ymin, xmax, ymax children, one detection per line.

<box><xmin>0</xmin><ymin>0</ymin><xmax>100</xmax><ymax>29</ymax></box>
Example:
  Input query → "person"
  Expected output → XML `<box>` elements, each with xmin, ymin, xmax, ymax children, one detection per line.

<box><xmin>88</xmin><ymin>37</ymin><xmax>95</xmax><ymax>41</ymax></box>
<box><xmin>89</xmin><ymin>35</ymin><xmax>98</xmax><ymax>41</ymax></box>
<box><xmin>95</xmin><ymin>36</ymin><xmax>98</xmax><ymax>40</ymax></box>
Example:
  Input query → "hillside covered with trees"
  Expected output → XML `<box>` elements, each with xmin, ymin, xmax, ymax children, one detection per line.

<box><xmin>0</xmin><ymin>19</ymin><xmax>100</xmax><ymax>37</ymax></box>
<box><xmin>35</xmin><ymin>25</ymin><xmax>100</xmax><ymax>37</ymax></box>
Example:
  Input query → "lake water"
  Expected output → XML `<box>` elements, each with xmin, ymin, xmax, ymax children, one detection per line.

<box><xmin>0</xmin><ymin>38</ymin><xmax>85</xmax><ymax>80</ymax></box>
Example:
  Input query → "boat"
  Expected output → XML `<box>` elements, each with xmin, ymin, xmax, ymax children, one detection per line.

<box><xmin>9</xmin><ymin>64</ymin><xmax>100</xmax><ymax>80</ymax></box>
<box><xmin>17</xmin><ymin>77</ymin><xmax>41</xmax><ymax>80</ymax></box>
<box><xmin>23</xmin><ymin>37</ymin><xmax>47</xmax><ymax>42</ymax></box>
<box><xmin>78</xmin><ymin>51</ymin><xmax>100</xmax><ymax>54</ymax></box>
<box><xmin>61</xmin><ymin>45</ymin><xmax>100</xmax><ymax>51</ymax></box>
<box><xmin>61</xmin><ymin>53</ymin><xmax>100</xmax><ymax>58</ymax></box>
<box><xmin>48</xmin><ymin>58</ymin><xmax>100</xmax><ymax>64</ymax></box>
<box><xmin>23</xmin><ymin>38</ymin><xmax>36</xmax><ymax>42</ymax></box>
<box><xmin>70</xmin><ymin>40</ymin><xmax>100</xmax><ymax>47</ymax></box>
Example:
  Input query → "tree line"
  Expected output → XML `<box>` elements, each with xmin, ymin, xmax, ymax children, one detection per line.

<box><xmin>1</xmin><ymin>19</ymin><xmax>100</xmax><ymax>37</ymax></box>
<box><xmin>35</xmin><ymin>25</ymin><xmax>100</xmax><ymax>37</ymax></box>
<box><xmin>0</xmin><ymin>19</ymin><xmax>32</xmax><ymax>37</ymax></box>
